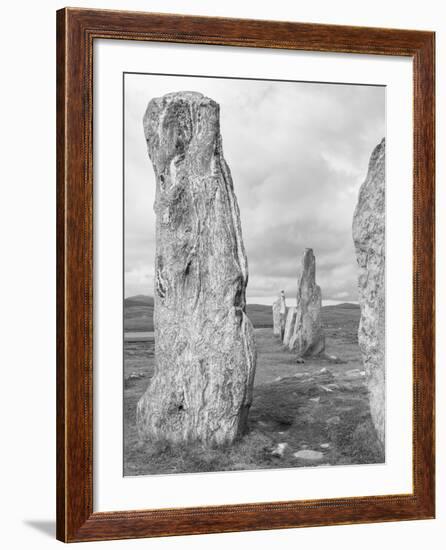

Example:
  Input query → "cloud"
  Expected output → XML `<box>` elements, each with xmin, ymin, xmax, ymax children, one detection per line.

<box><xmin>124</xmin><ymin>74</ymin><xmax>385</xmax><ymax>303</ymax></box>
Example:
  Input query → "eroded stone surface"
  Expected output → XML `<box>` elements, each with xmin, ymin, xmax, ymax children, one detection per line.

<box><xmin>136</xmin><ymin>91</ymin><xmax>256</xmax><ymax>446</ymax></box>
<box><xmin>289</xmin><ymin>249</ymin><xmax>325</xmax><ymax>356</ymax></box>
<box><xmin>353</xmin><ymin>138</ymin><xmax>385</xmax><ymax>449</ymax></box>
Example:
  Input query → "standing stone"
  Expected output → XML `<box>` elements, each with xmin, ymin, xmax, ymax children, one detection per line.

<box><xmin>279</xmin><ymin>290</ymin><xmax>287</xmax><ymax>340</ymax></box>
<box><xmin>272</xmin><ymin>298</ymin><xmax>281</xmax><ymax>337</ymax></box>
<box><xmin>272</xmin><ymin>290</ymin><xmax>287</xmax><ymax>339</ymax></box>
<box><xmin>136</xmin><ymin>92</ymin><xmax>257</xmax><ymax>446</ymax></box>
<box><xmin>353</xmin><ymin>138</ymin><xmax>385</xmax><ymax>449</ymax></box>
<box><xmin>283</xmin><ymin>306</ymin><xmax>297</xmax><ymax>347</ymax></box>
<box><xmin>289</xmin><ymin>249</ymin><xmax>325</xmax><ymax>356</ymax></box>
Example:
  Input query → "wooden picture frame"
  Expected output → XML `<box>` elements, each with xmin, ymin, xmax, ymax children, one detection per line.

<box><xmin>56</xmin><ymin>7</ymin><xmax>435</xmax><ymax>542</ymax></box>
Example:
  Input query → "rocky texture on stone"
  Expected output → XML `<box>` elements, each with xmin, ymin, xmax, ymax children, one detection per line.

<box><xmin>353</xmin><ymin>138</ymin><xmax>385</xmax><ymax>449</ymax></box>
<box><xmin>289</xmin><ymin>249</ymin><xmax>325</xmax><ymax>356</ymax></box>
<box><xmin>136</xmin><ymin>91</ymin><xmax>257</xmax><ymax>446</ymax></box>
<box><xmin>283</xmin><ymin>306</ymin><xmax>297</xmax><ymax>347</ymax></box>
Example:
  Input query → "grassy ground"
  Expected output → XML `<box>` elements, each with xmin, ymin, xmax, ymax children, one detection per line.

<box><xmin>124</xmin><ymin>297</ymin><xmax>154</xmax><ymax>332</ymax></box>
<box><xmin>123</xmin><ymin>304</ymin><xmax>383</xmax><ymax>476</ymax></box>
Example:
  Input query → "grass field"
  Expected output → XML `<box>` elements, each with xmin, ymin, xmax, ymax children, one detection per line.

<box><xmin>124</xmin><ymin>295</ymin><xmax>154</xmax><ymax>332</ymax></box>
<box><xmin>123</xmin><ymin>302</ymin><xmax>383</xmax><ymax>476</ymax></box>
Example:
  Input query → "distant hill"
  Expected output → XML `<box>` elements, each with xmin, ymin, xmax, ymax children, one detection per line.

<box><xmin>124</xmin><ymin>296</ymin><xmax>359</xmax><ymax>332</ymax></box>
<box><xmin>124</xmin><ymin>295</ymin><xmax>154</xmax><ymax>307</ymax></box>
<box><xmin>124</xmin><ymin>295</ymin><xmax>154</xmax><ymax>332</ymax></box>
<box><xmin>323</xmin><ymin>302</ymin><xmax>360</xmax><ymax>310</ymax></box>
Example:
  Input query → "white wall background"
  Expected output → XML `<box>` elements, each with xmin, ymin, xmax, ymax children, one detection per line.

<box><xmin>0</xmin><ymin>0</ymin><xmax>443</xmax><ymax>548</ymax></box>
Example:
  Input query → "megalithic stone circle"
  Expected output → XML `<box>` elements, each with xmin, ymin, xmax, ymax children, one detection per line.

<box><xmin>353</xmin><ymin>138</ymin><xmax>386</xmax><ymax>449</ymax></box>
<box><xmin>289</xmin><ymin>248</ymin><xmax>325</xmax><ymax>356</ymax></box>
<box><xmin>136</xmin><ymin>91</ymin><xmax>257</xmax><ymax>446</ymax></box>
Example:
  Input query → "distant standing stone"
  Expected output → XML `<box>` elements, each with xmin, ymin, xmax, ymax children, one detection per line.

<box><xmin>279</xmin><ymin>290</ymin><xmax>287</xmax><ymax>340</ymax></box>
<box><xmin>136</xmin><ymin>92</ymin><xmax>257</xmax><ymax>446</ymax></box>
<box><xmin>283</xmin><ymin>306</ymin><xmax>297</xmax><ymax>347</ymax></box>
<box><xmin>272</xmin><ymin>290</ymin><xmax>287</xmax><ymax>339</ymax></box>
<box><xmin>289</xmin><ymin>249</ymin><xmax>325</xmax><ymax>356</ymax></box>
<box><xmin>272</xmin><ymin>298</ymin><xmax>281</xmax><ymax>337</ymax></box>
<box><xmin>353</xmin><ymin>138</ymin><xmax>385</xmax><ymax>450</ymax></box>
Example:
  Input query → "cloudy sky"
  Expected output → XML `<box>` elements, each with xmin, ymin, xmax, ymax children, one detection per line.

<box><xmin>124</xmin><ymin>73</ymin><xmax>385</xmax><ymax>305</ymax></box>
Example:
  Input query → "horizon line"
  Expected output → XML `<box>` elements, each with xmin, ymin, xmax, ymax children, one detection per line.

<box><xmin>125</xmin><ymin>294</ymin><xmax>359</xmax><ymax>307</ymax></box>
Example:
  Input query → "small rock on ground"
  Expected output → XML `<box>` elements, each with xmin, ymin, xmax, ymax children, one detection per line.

<box><xmin>272</xmin><ymin>442</ymin><xmax>288</xmax><ymax>457</ymax></box>
<box><xmin>293</xmin><ymin>450</ymin><xmax>324</xmax><ymax>460</ymax></box>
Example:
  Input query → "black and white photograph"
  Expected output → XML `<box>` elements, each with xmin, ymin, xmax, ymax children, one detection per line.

<box><xmin>123</xmin><ymin>73</ymin><xmax>385</xmax><ymax>476</ymax></box>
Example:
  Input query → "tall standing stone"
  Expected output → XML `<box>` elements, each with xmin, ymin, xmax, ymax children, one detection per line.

<box><xmin>289</xmin><ymin>249</ymin><xmax>325</xmax><ymax>356</ymax></box>
<box><xmin>353</xmin><ymin>138</ymin><xmax>385</xmax><ymax>449</ymax></box>
<box><xmin>136</xmin><ymin>92</ymin><xmax>257</xmax><ymax>446</ymax></box>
